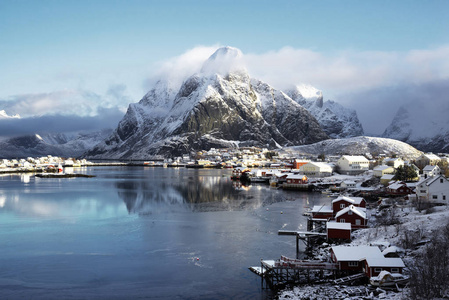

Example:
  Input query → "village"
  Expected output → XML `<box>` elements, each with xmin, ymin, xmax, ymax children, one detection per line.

<box><xmin>2</xmin><ymin>149</ymin><xmax>449</xmax><ymax>299</ymax></box>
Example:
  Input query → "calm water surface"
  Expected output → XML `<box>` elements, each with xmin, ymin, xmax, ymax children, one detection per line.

<box><xmin>0</xmin><ymin>167</ymin><xmax>329</xmax><ymax>299</ymax></box>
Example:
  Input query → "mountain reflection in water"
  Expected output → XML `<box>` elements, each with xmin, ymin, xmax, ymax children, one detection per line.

<box><xmin>115</xmin><ymin>168</ymin><xmax>284</xmax><ymax>214</ymax></box>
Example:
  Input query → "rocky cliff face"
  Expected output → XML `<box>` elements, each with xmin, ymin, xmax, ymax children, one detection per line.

<box><xmin>382</xmin><ymin>105</ymin><xmax>449</xmax><ymax>153</ymax></box>
<box><xmin>85</xmin><ymin>47</ymin><xmax>329</xmax><ymax>159</ymax></box>
<box><xmin>286</xmin><ymin>85</ymin><xmax>364</xmax><ymax>139</ymax></box>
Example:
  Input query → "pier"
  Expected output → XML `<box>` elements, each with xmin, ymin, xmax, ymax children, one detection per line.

<box><xmin>278</xmin><ymin>230</ymin><xmax>327</xmax><ymax>257</ymax></box>
<box><xmin>250</xmin><ymin>256</ymin><xmax>338</xmax><ymax>289</ymax></box>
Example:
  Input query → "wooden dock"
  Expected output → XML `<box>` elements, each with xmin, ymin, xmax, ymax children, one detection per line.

<box><xmin>278</xmin><ymin>230</ymin><xmax>327</xmax><ymax>257</ymax></box>
<box><xmin>250</xmin><ymin>256</ymin><xmax>338</xmax><ymax>289</ymax></box>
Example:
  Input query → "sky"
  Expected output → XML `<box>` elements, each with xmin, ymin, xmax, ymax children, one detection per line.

<box><xmin>0</xmin><ymin>0</ymin><xmax>448</xmax><ymax>136</ymax></box>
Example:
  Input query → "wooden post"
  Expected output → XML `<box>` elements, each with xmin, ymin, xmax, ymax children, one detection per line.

<box><xmin>296</xmin><ymin>235</ymin><xmax>299</xmax><ymax>259</ymax></box>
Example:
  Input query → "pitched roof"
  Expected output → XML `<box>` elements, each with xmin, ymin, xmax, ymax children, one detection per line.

<box><xmin>311</xmin><ymin>205</ymin><xmax>333</xmax><ymax>213</ymax></box>
<box><xmin>331</xmin><ymin>246</ymin><xmax>383</xmax><ymax>261</ymax></box>
<box><xmin>327</xmin><ymin>221</ymin><xmax>351</xmax><ymax>230</ymax></box>
<box><xmin>365</xmin><ymin>257</ymin><xmax>405</xmax><ymax>268</ymax></box>
<box><xmin>335</xmin><ymin>205</ymin><xmax>367</xmax><ymax>219</ymax></box>
<box><xmin>341</xmin><ymin>155</ymin><xmax>369</xmax><ymax>162</ymax></box>
<box><xmin>332</xmin><ymin>196</ymin><xmax>364</xmax><ymax>205</ymax></box>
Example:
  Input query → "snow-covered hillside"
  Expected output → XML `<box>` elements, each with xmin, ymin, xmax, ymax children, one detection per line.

<box><xmin>85</xmin><ymin>47</ymin><xmax>329</xmax><ymax>159</ymax></box>
<box><xmin>286</xmin><ymin>85</ymin><xmax>364</xmax><ymax>138</ymax></box>
<box><xmin>283</xmin><ymin>136</ymin><xmax>422</xmax><ymax>159</ymax></box>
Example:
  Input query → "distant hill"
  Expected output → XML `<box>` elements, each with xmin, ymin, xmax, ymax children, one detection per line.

<box><xmin>282</xmin><ymin>136</ymin><xmax>423</xmax><ymax>159</ymax></box>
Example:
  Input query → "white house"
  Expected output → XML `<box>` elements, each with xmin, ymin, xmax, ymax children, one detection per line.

<box><xmin>415</xmin><ymin>153</ymin><xmax>441</xmax><ymax>169</ymax></box>
<box><xmin>384</xmin><ymin>157</ymin><xmax>404</xmax><ymax>169</ymax></box>
<box><xmin>416</xmin><ymin>175</ymin><xmax>449</xmax><ymax>203</ymax></box>
<box><xmin>373</xmin><ymin>165</ymin><xmax>395</xmax><ymax>178</ymax></box>
<box><xmin>423</xmin><ymin>165</ymin><xmax>440</xmax><ymax>179</ymax></box>
<box><xmin>337</xmin><ymin>155</ymin><xmax>370</xmax><ymax>175</ymax></box>
<box><xmin>299</xmin><ymin>162</ymin><xmax>333</xmax><ymax>177</ymax></box>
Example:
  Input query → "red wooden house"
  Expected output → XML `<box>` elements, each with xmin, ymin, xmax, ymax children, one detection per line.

<box><xmin>327</xmin><ymin>221</ymin><xmax>351</xmax><ymax>240</ymax></box>
<box><xmin>332</xmin><ymin>196</ymin><xmax>366</xmax><ymax>215</ymax></box>
<box><xmin>311</xmin><ymin>205</ymin><xmax>333</xmax><ymax>220</ymax></box>
<box><xmin>386</xmin><ymin>181</ymin><xmax>413</xmax><ymax>196</ymax></box>
<box><xmin>363</xmin><ymin>257</ymin><xmax>405</xmax><ymax>278</ymax></box>
<box><xmin>330</xmin><ymin>246</ymin><xmax>384</xmax><ymax>273</ymax></box>
<box><xmin>335</xmin><ymin>205</ymin><xmax>368</xmax><ymax>229</ymax></box>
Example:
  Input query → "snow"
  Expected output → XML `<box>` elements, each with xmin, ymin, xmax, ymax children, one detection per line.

<box><xmin>335</xmin><ymin>205</ymin><xmax>367</xmax><ymax>219</ymax></box>
<box><xmin>331</xmin><ymin>245</ymin><xmax>384</xmax><ymax>261</ymax></box>
<box><xmin>311</xmin><ymin>205</ymin><xmax>333</xmax><ymax>213</ymax></box>
<box><xmin>332</xmin><ymin>196</ymin><xmax>364</xmax><ymax>206</ymax></box>
<box><xmin>284</xmin><ymin>136</ymin><xmax>423</xmax><ymax>159</ymax></box>
<box><xmin>327</xmin><ymin>221</ymin><xmax>351</xmax><ymax>230</ymax></box>
<box><xmin>365</xmin><ymin>257</ymin><xmax>405</xmax><ymax>268</ymax></box>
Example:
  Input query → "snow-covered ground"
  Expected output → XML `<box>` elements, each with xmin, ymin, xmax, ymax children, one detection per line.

<box><xmin>277</xmin><ymin>200</ymin><xmax>449</xmax><ymax>300</ymax></box>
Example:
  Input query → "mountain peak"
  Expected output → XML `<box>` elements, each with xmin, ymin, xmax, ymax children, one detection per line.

<box><xmin>201</xmin><ymin>46</ymin><xmax>246</xmax><ymax>76</ymax></box>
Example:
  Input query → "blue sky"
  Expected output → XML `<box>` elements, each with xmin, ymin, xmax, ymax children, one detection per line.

<box><xmin>0</xmin><ymin>0</ymin><xmax>448</xmax><ymax>135</ymax></box>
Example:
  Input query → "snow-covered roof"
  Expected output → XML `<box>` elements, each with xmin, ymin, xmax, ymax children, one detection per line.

<box><xmin>286</xmin><ymin>173</ymin><xmax>308</xmax><ymax>179</ymax></box>
<box><xmin>331</xmin><ymin>246</ymin><xmax>383</xmax><ymax>261</ymax></box>
<box><xmin>373</xmin><ymin>165</ymin><xmax>393</xmax><ymax>171</ymax></box>
<box><xmin>387</xmin><ymin>182</ymin><xmax>407</xmax><ymax>190</ymax></box>
<box><xmin>422</xmin><ymin>153</ymin><xmax>440</xmax><ymax>160</ymax></box>
<box><xmin>380</xmin><ymin>174</ymin><xmax>395</xmax><ymax>180</ymax></box>
<box><xmin>311</xmin><ymin>205</ymin><xmax>333</xmax><ymax>213</ymax></box>
<box><xmin>423</xmin><ymin>165</ymin><xmax>439</xmax><ymax>171</ymax></box>
<box><xmin>327</xmin><ymin>221</ymin><xmax>351</xmax><ymax>230</ymax></box>
<box><xmin>365</xmin><ymin>257</ymin><xmax>405</xmax><ymax>268</ymax></box>
<box><xmin>341</xmin><ymin>155</ymin><xmax>369</xmax><ymax>162</ymax></box>
<box><xmin>335</xmin><ymin>205</ymin><xmax>367</xmax><ymax>219</ymax></box>
<box><xmin>332</xmin><ymin>196</ymin><xmax>364</xmax><ymax>205</ymax></box>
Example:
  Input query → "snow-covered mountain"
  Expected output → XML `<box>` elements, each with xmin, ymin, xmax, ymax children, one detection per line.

<box><xmin>286</xmin><ymin>85</ymin><xmax>364</xmax><ymax>139</ymax></box>
<box><xmin>382</xmin><ymin>104</ymin><xmax>449</xmax><ymax>153</ymax></box>
<box><xmin>85</xmin><ymin>47</ymin><xmax>329</xmax><ymax>159</ymax></box>
<box><xmin>0</xmin><ymin>130</ymin><xmax>112</xmax><ymax>158</ymax></box>
<box><xmin>283</xmin><ymin>136</ymin><xmax>422</xmax><ymax>159</ymax></box>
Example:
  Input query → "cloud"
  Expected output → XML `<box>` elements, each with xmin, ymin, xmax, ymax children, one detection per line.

<box><xmin>143</xmin><ymin>45</ymin><xmax>220</xmax><ymax>91</ymax></box>
<box><xmin>0</xmin><ymin>107</ymin><xmax>124</xmax><ymax>137</ymax></box>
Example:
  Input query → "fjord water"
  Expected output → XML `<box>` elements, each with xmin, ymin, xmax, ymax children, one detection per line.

<box><xmin>0</xmin><ymin>167</ymin><xmax>329</xmax><ymax>299</ymax></box>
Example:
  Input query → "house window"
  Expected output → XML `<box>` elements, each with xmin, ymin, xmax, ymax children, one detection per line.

<box><xmin>340</xmin><ymin>204</ymin><xmax>345</xmax><ymax>209</ymax></box>
<box><xmin>374</xmin><ymin>268</ymin><xmax>383</xmax><ymax>273</ymax></box>
<box><xmin>391</xmin><ymin>268</ymin><xmax>399</xmax><ymax>273</ymax></box>
<box><xmin>441</xmin><ymin>179</ymin><xmax>444</xmax><ymax>183</ymax></box>
<box><xmin>433</xmin><ymin>195</ymin><xmax>438</xmax><ymax>200</ymax></box>
<box><xmin>355</xmin><ymin>219</ymin><xmax>361</xmax><ymax>225</ymax></box>
<box><xmin>420</xmin><ymin>190</ymin><xmax>426</xmax><ymax>193</ymax></box>
<box><xmin>348</xmin><ymin>261</ymin><xmax>358</xmax><ymax>267</ymax></box>
<box><xmin>340</xmin><ymin>219</ymin><xmax>345</xmax><ymax>223</ymax></box>
<box><xmin>348</xmin><ymin>211</ymin><xmax>353</xmax><ymax>215</ymax></box>
<box><xmin>444</xmin><ymin>195</ymin><xmax>447</xmax><ymax>201</ymax></box>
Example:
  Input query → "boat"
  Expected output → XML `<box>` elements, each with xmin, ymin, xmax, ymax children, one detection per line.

<box><xmin>369</xmin><ymin>271</ymin><xmax>409</xmax><ymax>287</ymax></box>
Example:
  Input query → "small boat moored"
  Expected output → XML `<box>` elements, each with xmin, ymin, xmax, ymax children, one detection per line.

<box><xmin>369</xmin><ymin>271</ymin><xmax>409</xmax><ymax>287</ymax></box>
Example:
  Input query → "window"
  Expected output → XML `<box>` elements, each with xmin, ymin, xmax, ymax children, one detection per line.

<box><xmin>355</xmin><ymin>219</ymin><xmax>361</xmax><ymax>225</ymax></box>
<box><xmin>391</xmin><ymin>268</ymin><xmax>399</xmax><ymax>273</ymax></box>
<box><xmin>348</xmin><ymin>211</ymin><xmax>353</xmax><ymax>215</ymax></box>
<box><xmin>340</xmin><ymin>204</ymin><xmax>345</xmax><ymax>209</ymax></box>
<box><xmin>374</xmin><ymin>268</ymin><xmax>382</xmax><ymax>273</ymax></box>
<box><xmin>340</xmin><ymin>219</ymin><xmax>345</xmax><ymax>223</ymax></box>
<box><xmin>348</xmin><ymin>261</ymin><xmax>358</xmax><ymax>267</ymax></box>
<box><xmin>441</xmin><ymin>179</ymin><xmax>444</xmax><ymax>183</ymax></box>
<box><xmin>433</xmin><ymin>195</ymin><xmax>438</xmax><ymax>200</ymax></box>
<box><xmin>444</xmin><ymin>195</ymin><xmax>447</xmax><ymax>201</ymax></box>
<box><xmin>420</xmin><ymin>190</ymin><xmax>426</xmax><ymax>193</ymax></box>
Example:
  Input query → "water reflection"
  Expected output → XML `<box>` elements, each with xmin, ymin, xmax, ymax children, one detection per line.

<box><xmin>114</xmin><ymin>169</ymin><xmax>285</xmax><ymax>214</ymax></box>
